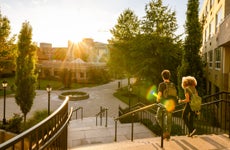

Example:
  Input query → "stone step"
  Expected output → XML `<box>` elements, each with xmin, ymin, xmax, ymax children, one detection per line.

<box><xmin>68</xmin><ymin>117</ymin><xmax>156</xmax><ymax>148</ymax></box>
<box><xmin>70</xmin><ymin>134</ymin><xmax>230</xmax><ymax>150</ymax></box>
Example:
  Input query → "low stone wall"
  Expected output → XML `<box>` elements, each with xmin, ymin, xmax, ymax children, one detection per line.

<box><xmin>58</xmin><ymin>91</ymin><xmax>89</xmax><ymax>101</ymax></box>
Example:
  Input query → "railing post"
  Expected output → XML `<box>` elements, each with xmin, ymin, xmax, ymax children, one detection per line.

<box><xmin>81</xmin><ymin>107</ymin><xmax>83</xmax><ymax>120</ymax></box>
<box><xmin>131</xmin><ymin>113</ymin><xmax>134</xmax><ymax>141</ymax></box>
<box><xmin>115</xmin><ymin>120</ymin><xmax>117</xmax><ymax>142</ymax></box>
<box><xmin>96</xmin><ymin>115</ymin><xmax>98</xmax><ymax>126</ymax></box>
<box><xmin>105</xmin><ymin>108</ymin><xmax>108</xmax><ymax>127</ymax></box>
<box><xmin>100</xmin><ymin>106</ymin><xmax>102</xmax><ymax>126</ymax></box>
<box><xmin>161</xmin><ymin>109</ymin><xmax>164</xmax><ymax>148</ymax></box>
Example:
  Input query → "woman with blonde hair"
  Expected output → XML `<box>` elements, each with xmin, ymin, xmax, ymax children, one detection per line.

<box><xmin>178</xmin><ymin>76</ymin><xmax>198</xmax><ymax>137</ymax></box>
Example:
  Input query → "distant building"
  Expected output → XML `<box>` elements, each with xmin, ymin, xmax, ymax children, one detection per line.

<box><xmin>200</xmin><ymin>0</ymin><xmax>230</xmax><ymax>94</ymax></box>
<box><xmin>37</xmin><ymin>39</ymin><xmax>108</xmax><ymax>83</ymax></box>
<box><xmin>39</xmin><ymin>43</ymin><xmax>53</xmax><ymax>61</ymax></box>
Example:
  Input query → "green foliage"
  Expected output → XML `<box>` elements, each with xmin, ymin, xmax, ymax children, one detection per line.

<box><xmin>108</xmin><ymin>0</ymin><xmax>182</xmax><ymax>86</ymax></box>
<box><xmin>177</xmin><ymin>0</ymin><xmax>206</xmax><ymax>97</ymax></box>
<box><xmin>142</xmin><ymin>0</ymin><xmax>178</xmax><ymax>38</ymax></box>
<box><xmin>4</xmin><ymin>113</ymin><xmax>23</xmax><ymax>134</ymax></box>
<box><xmin>88</xmin><ymin>68</ymin><xmax>110</xmax><ymax>84</ymax></box>
<box><xmin>0</xmin><ymin>12</ymin><xmax>17</xmax><ymax>75</ymax></box>
<box><xmin>114</xmin><ymin>80</ymin><xmax>157</xmax><ymax>106</ymax></box>
<box><xmin>23</xmin><ymin>109</ymin><xmax>48</xmax><ymax>131</ymax></box>
<box><xmin>171</xmin><ymin>124</ymin><xmax>183</xmax><ymax>136</ymax></box>
<box><xmin>142</xmin><ymin>119</ymin><xmax>162</xmax><ymax>136</ymax></box>
<box><xmin>142</xmin><ymin>119</ymin><xmax>183</xmax><ymax>136</ymax></box>
<box><xmin>110</xmin><ymin>8</ymin><xmax>140</xmax><ymax>42</ymax></box>
<box><xmin>108</xmin><ymin>9</ymin><xmax>140</xmax><ymax>79</ymax></box>
<box><xmin>15</xmin><ymin>21</ymin><xmax>37</xmax><ymax>123</ymax></box>
<box><xmin>118</xmin><ymin>107</ymin><xmax>140</xmax><ymax>123</ymax></box>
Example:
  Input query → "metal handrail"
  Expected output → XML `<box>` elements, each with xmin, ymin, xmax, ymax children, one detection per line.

<box><xmin>171</xmin><ymin>90</ymin><xmax>230</xmax><ymax>137</ymax></box>
<box><xmin>114</xmin><ymin>91</ymin><xmax>230</xmax><ymax>148</ymax></box>
<box><xmin>72</xmin><ymin>106</ymin><xmax>83</xmax><ymax>120</ymax></box>
<box><xmin>114</xmin><ymin>103</ymin><xmax>166</xmax><ymax>148</ymax></box>
<box><xmin>202</xmin><ymin>91</ymin><xmax>230</xmax><ymax>100</ymax></box>
<box><xmin>39</xmin><ymin>107</ymin><xmax>73</xmax><ymax>149</ymax></box>
<box><xmin>0</xmin><ymin>97</ymin><xmax>69</xmax><ymax>150</ymax></box>
<box><xmin>96</xmin><ymin>106</ymin><xmax>108</xmax><ymax>127</ymax></box>
<box><xmin>114</xmin><ymin>103</ymin><xmax>159</xmax><ymax>121</ymax></box>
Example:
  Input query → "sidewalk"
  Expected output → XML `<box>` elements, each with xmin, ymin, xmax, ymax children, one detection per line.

<box><xmin>0</xmin><ymin>79</ymin><xmax>128</xmax><ymax>120</ymax></box>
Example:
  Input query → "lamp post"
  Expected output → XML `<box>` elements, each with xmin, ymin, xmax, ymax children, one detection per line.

<box><xmin>128</xmin><ymin>84</ymin><xmax>132</xmax><ymax>111</ymax></box>
<box><xmin>2</xmin><ymin>80</ymin><xmax>8</xmax><ymax>125</ymax></box>
<box><xmin>38</xmin><ymin>69</ymin><xmax>41</xmax><ymax>89</ymax></box>
<box><xmin>46</xmin><ymin>84</ymin><xmax>52</xmax><ymax>115</ymax></box>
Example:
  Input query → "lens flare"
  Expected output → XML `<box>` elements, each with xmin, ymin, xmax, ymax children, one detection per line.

<box><xmin>146</xmin><ymin>85</ymin><xmax>157</xmax><ymax>101</ymax></box>
<box><xmin>162</xmin><ymin>99</ymin><xmax>176</xmax><ymax>112</ymax></box>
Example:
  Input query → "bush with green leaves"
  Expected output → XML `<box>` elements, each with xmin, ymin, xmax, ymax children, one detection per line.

<box><xmin>23</xmin><ymin>109</ymin><xmax>48</xmax><ymax>131</ymax></box>
<box><xmin>5</xmin><ymin>113</ymin><xmax>23</xmax><ymax>134</ymax></box>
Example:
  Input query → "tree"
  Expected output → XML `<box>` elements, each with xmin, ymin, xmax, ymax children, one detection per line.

<box><xmin>142</xmin><ymin>0</ymin><xmax>178</xmax><ymax>38</ymax></box>
<box><xmin>177</xmin><ymin>0</ymin><xmax>205</xmax><ymax>97</ymax></box>
<box><xmin>15</xmin><ymin>21</ymin><xmax>37</xmax><ymax>123</ymax></box>
<box><xmin>108</xmin><ymin>9</ymin><xmax>140</xmax><ymax>81</ymax></box>
<box><xmin>0</xmin><ymin>12</ymin><xmax>17</xmax><ymax>75</ymax></box>
<box><xmin>137</xmin><ymin>0</ymin><xmax>182</xmax><ymax>84</ymax></box>
<box><xmin>128</xmin><ymin>33</ymin><xmax>182</xmax><ymax>84</ymax></box>
<box><xmin>108</xmin><ymin>1</ymin><xmax>182</xmax><ymax>86</ymax></box>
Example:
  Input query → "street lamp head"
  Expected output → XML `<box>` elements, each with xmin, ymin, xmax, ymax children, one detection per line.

<box><xmin>2</xmin><ymin>80</ymin><xmax>8</xmax><ymax>88</ymax></box>
<box><xmin>46</xmin><ymin>84</ymin><xmax>52</xmax><ymax>92</ymax></box>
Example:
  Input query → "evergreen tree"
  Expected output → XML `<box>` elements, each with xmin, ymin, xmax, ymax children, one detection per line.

<box><xmin>15</xmin><ymin>21</ymin><xmax>37</xmax><ymax>123</ymax></box>
<box><xmin>177</xmin><ymin>0</ymin><xmax>205</xmax><ymax>97</ymax></box>
<box><xmin>0</xmin><ymin>12</ymin><xmax>17</xmax><ymax>75</ymax></box>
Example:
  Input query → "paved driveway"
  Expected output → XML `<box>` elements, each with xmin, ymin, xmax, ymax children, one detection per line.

<box><xmin>0</xmin><ymin>79</ymin><xmax>128</xmax><ymax>120</ymax></box>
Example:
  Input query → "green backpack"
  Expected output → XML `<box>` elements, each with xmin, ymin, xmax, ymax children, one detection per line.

<box><xmin>188</xmin><ymin>88</ymin><xmax>202</xmax><ymax>111</ymax></box>
<box><xmin>163</xmin><ymin>82</ymin><xmax>177</xmax><ymax>99</ymax></box>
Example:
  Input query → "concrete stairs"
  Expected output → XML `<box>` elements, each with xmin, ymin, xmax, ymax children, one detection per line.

<box><xmin>68</xmin><ymin>117</ymin><xmax>230</xmax><ymax>150</ymax></box>
<box><xmin>68</xmin><ymin>117</ymin><xmax>155</xmax><ymax>149</ymax></box>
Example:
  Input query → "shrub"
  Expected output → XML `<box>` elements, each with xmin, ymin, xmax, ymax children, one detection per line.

<box><xmin>23</xmin><ymin>110</ymin><xmax>48</xmax><ymax>131</ymax></box>
<box><xmin>5</xmin><ymin>113</ymin><xmax>23</xmax><ymax>134</ymax></box>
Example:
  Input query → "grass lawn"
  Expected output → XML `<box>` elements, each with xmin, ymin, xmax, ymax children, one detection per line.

<box><xmin>0</xmin><ymin>77</ymin><xmax>100</xmax><ymax>96</ymax></box>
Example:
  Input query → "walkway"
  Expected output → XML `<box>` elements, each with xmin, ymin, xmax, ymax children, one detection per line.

<box><xmin>0</xmin><ymin>79</ymin><xmax>128</xmax><ymax>120</ymax></box>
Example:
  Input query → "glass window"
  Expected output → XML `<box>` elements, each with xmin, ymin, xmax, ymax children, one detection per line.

<box><xmin>215</xmin><ymin>6</ymin><xmax>223</xmax><ymax>32</ymax></box>
<box><xmin>205</xmin><ymin>28</ymin><xmax>208</xmax><ymax>42</ymax></box>
<box><xmin>208</xmin><ymin>50</ymin><xmax>213</xmax><ymax>68</ymax></box>
<box><xmin>209</xmin><ymin>19</ymin><xmax>214</xmax><ymax>38</ymax></box>
<box><xmin>203</xmin><ymin>52</ymin><xmax>207</xmax><ymax>62</ymax></box>
<box><xmin>215</xmin><ymin>47</ymin><xmax>221</xmax><ymax>69</ymax></box>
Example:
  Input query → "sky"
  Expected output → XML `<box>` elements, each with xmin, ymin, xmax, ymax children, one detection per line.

<box><xmin>0</xmin><ymin>0</ymin><xmax>204</xmax><ymax>47</ymax></box>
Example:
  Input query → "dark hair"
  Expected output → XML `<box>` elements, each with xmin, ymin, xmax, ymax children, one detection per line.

<box><xmin>161</xmin><ymin>70</ymin><xmax>171</xmax><ymax>80</ymax></box>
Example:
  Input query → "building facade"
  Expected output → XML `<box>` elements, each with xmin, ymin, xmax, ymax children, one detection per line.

<box><xmin>200</xmin><ymin>0</ymin><xmax>230</xmax><ymax>94</ymax></box>
<box><xmin>37</xmin><ymin>39</ymin><xmax>108</xmax><ymax>83</ymax></box>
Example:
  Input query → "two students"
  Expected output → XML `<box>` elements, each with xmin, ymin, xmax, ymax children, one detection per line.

<box><xmin>157</xmin><ymin>70</ymin><xmax>199</xmax><ymax>139</ymax></box>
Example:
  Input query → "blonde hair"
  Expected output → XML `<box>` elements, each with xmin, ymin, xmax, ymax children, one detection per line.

<box><xmin>181</xmin><ymin>76</ymin><xmax>197</xmax><ymax>89</ymax></box>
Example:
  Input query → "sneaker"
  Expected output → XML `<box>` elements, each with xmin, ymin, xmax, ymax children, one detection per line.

<box><xmin>189</xmin><ymin>129</ymin><xmax>196</xmax><ymax>137</ymax></box>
